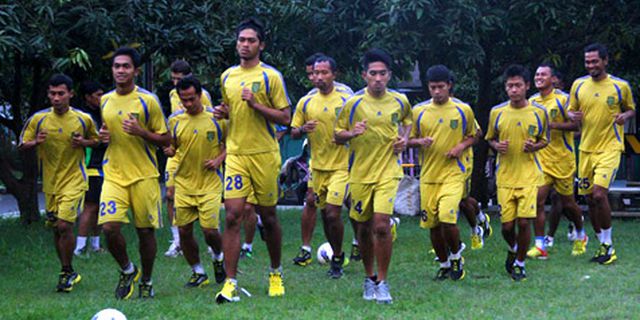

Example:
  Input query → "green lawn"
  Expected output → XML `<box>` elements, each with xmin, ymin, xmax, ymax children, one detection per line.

<box><xmin>1</xmin><ymin>211</ymin><xmax>639</xmax><ymax>319</ymax></box>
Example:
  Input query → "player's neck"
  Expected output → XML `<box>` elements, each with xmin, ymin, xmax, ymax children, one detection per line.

<box><xmin>53</xmin><ymin>105</ymin><xmax>70</xmax><ymax>115</ymax></box>
<box><xmin>366</xmin><ymin>87</ymin><xmax>386</xmax><ymax>99</ymax></box>
<box><xmin>433</xmin><ymin>96</ymin><xmax>450</xmax><ymax>105</ymax></box>
<box><xmin>116</xmin><ymin>82</ymin><xmax>136</xmax><ymax>95</ymax></box>
<box><xmin>240</xmin><ymin>57</ymin><xmax>260</xmax><ymax>69</ymax></box>
<box><xmin>592</xmin><ymin>72</ymin><xmax>608</xmax><ymax>82</ymax></box>
<box><xmin>319</xmin><ymin>83</ymin><xmax>334</xmax><ymax>96</ymax></box>
<box><xmin>539</xmin><ymin>86</ymin><xmax>553</xmax><ymax>97</ymax></box>
<box><xmin>509</xmin><ymin>99</ymin><xmax>528</xmax><ymax>109</ymax></box>
<box><xmin>187</xmin><ymin>105</ymin><xmax>203</xmax><ymax>115</ymax></box>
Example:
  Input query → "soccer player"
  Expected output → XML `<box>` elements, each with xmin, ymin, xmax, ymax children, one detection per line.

<box><xmin>19</xmin><ymin>74</ymin><xmax>99</xmax><ymax>292</ymax></box>
<box><xmin>99</xmin><ymin>47</ymin><xmax>170</xmax><ymax>299</ymax></box>
<box><xmin>568</xmin><ymin>43</ymin><xmax>635</xmax><ymax>264</ymax></box>
<box><xmin>164</xmin><ymin>59</ymin><xmax>213</xmax><ymax>258</ymax></box>
<box><xmin>409</xmin><ymin>65</ymin><xmax>476</xmax><ymax>281</ymax></box>
<box><xmin>165</xmin><ymin>76</ymin><xmax>226</xmax><ymax>287</ymax></box>
<box><xmin>335</xmin><ymin>48</ymin><xmax>411</xmax><ymax>304</ymax></box>
<box><xmin>486</xmin><ymin>64</ymin><xmax>549</xmax><ymax>281</ymax></box>
<box><xmin>213</xmin><ymin>18</ymin><xmax>291</xmax><ymax>303</ymax></box>
<box><xmin>291</xmin><ymin>55</ymin><xmax>351</xmax><ymax>278</ymax></box>
<box><xmin>526</xmin><ymin>63</ymin><xmax>586</xmax><ymax>259</ymax></box>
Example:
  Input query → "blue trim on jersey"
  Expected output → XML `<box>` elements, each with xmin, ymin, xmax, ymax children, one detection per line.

<box><xmin>416</xmin><ymin>110</ymin><xmax>426</xmax><ymax>136</ymax></box>
<box><xmin>36</xmin><ymin>116</ymin><xmax>47</xmax><ymax>132</ymax></box>
<box><xmin>144</xmin><ymin>145</ymin><xmax>157</xmax><ymax>168</ymax></box>
<box><xmin>222</xmin><ymin>73</ymin><xmax>230</xmax><ymax>87</ymax></box>
<box><xmin>613</xmin><ymin>122</ymin><xmax>621</xmax><ymax>142</ymax></box>
<box><xmin>349</xmin><ymin>98</ymin><xmax>363</xmax><ymax>125</ymax></box>
<box><xmin>555</xmin><ymin>98</ymin><xmax>567</xmax><ymax>119</ymax></box>
<box><xmin>495</xmin><ymin>158</ymin><xmax>500</xmax><ymax>173</ymax></box>
<box><xmin>102</xmin><ymin>158</ymin><xmax>109</xmax><ymax>165</ymax></box>
<box><xmin>138</xmin><ymin>97</ymin><xmax>149</xmax><ymax>125</ymax></box>
<box><xmin>216</xmin><ymin>168</ymin><xmax>223</xmax><ymax>184</ymax></box>
<box><xmin>79</xmin><ymin>160</ymin><xmax>87</xmax><ymax>181</ymax></box>
<box><xmin>456</xmin><ymin>158</ymin><xmax>466</xmax><ymax>173</ymax></box>
<box><xmin>172</xmin><ymin>121</ymin><xmax>179</xmax><ymax>140</ymax></box>
<box><xmin>77</xmin><ymin>116</ymin><xmax>87</xmax><ymax>133</ymax></box>
<box><xmin>101</xmin><ymin>98</ymin><xmax>109</xmax><ymax>109</ymax></box>
<box><xmin>575</xmin><ymin>82</ymin><xmax>585</xmax><ymax>102</ymax></box>
<box><xmin>169</xmin><ymin>110</ymin><xmax>185</xmax><ymax>119</ymax></box>
<box><xmin>262</xmin><ymin>71</ymin><xmax>270</xmax><ymax>95</ymax></box>
<box><xmin>533</xmin><ymin>154</ymin><xmax>542</xmax><ymax>172</ymax></box>
<box><xmin>394</xmin><ymin>97</ymin><xmax>405</xmax><ymax>111</ymax></box>
<box><xmin>261</xmin><ymin>63</ymin><xmax>292</xmax><ymax>105</ymax></box>
<box><xmin>265</xmin><ymin>119</ymin><xmax>275</xmax><ymax>139</ymax></box>
<box><xmin>534</xmin><ymin>111</ymin><xmax>542</xmax><ymax>136</ymax></box>
<box><xmin>98</xmin><ymin>167</ymin><xmax>104</xmax><ymax>177</ymax></box>
<box><xmin>302</xmin><ymin>97</ymin><xmax>312</xmax><ymax>113</ymax></box>
<box><xmin>340</xmin><ymin>96</ymin><xmax>347</xmax><ymax>103</ymax></box>
<box><xmin>613</xmin><ymin>83</ymin><xmax>623</xmax><ymax>111</ymax></box>
<box><xmin>455</xmin><ymin>106</ymin><xmax>467</xmax><ymax>134</ymax></box>
<box><xmin>348</xmin><ymin>151</ymin><xmax>355</xmax><ymax>173</ymax></box>
<box><xmin>494</xmin><ymin>111</ymin><xmax>503</xmax><ymax>132</ymax></box>
<box><xmin>211</xmin><ymin>118</ymin><xmax>222</xmax><ymax>143</ymax></box>
<box><xmin>562</xmin><ymin>134</ymin><xmax>574</xmax><ymax>152</ymax></box>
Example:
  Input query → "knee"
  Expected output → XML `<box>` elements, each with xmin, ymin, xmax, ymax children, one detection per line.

<box><xmin>202</xmin><ymin>228</ymin><xmax>219</xmax><ymax>238</ymax></box>
<box><xmin>305</xmin><ymin>191</ymin><xmax>316</xmax><ymax>207</ymax></box>
<box><xmin>101</xmin><ymin>223</ymin><xmax>120</xmax><ymax>236</ymax></box>
<box><xmin>178</xmin><ymin>226</ymin><xmax>192</xmax><ymax>239</ymax></box>
<box><xmin>591</xmin><ymin>189</ymin><xmax>607</xmax><ymax>203</ymax></box>
<box><xmin>56</xmin><ymin>221</ymin><xmax>73</xmax><ymax>235</ymax></box>
<box><xmin>373</xmin><ymin>219</ymin><xmax>390</xmax><ymax>237</ymax></box>
<box><xmin>225</xmin><ymin>212</ymin><xmax>243</xmax><ymax>229</ymax></box>
<box><xmin>517</xmin><ymin>218</ymin><xmax>529</xmax><ymax>230</ymax></box>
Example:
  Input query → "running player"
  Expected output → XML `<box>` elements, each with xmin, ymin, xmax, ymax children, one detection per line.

<box><xmin>213</xmin><ymin>18</ymin><xmax>291</xmax><ymax>303</ymax></box>
<box><xmin>165</xmin><ymin>76</ymin><xmax>226</xmax><ymax>287</ymax></box>
<box><xmin>335</xmin><ymin>48</ymin><xmax>411</xmax><ymax>304</ymax></box>
<box><xmin>164</xmin><ymin>59</ymin><xmax>213</xmax><ymax>258</ymax></box>
<box><xmin>291</xmin><ymin>55</ymin><xmax>351</xmax><ymax>278</ymax></box>
<box><xmin>526</xmin><ymin>63</ymin><xmax>586</xmax><ymax>259</ymax></box>
<box><xmin>99</xmin><ymin>47</ymin><xmax>170</xmax><ymax>299</ymax></box>
<box><xmin>19</xmin><ymin>74</ymin><xmax>99</xmax><ymax>292</ymax></box>
<box><xmin>568</xmin><ymin>43</ymin><xmax>635</xmax><ymax>264</ymax></box>
<box><xmin>410</xmin><ymin>65</ymin><xmax>476</xmax><ymax>281</ymax></box>
<box><xmin>74</xmin><ymin>80</ymin><xmax>106</xmax><ymax>256</ymax></box>
<box><xmin>486</xmin><ymin>64</ymin><xmax>549</xmax><ymax>281</ymax></box>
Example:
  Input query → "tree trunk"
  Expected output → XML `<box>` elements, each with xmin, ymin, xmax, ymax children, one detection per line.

<box><xmin>0</xmin><ymin>149</ymin><xmax>40</xmax><ymax>224</ymax></box>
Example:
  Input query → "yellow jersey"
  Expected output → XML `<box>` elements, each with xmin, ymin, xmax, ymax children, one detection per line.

<box><xmin>335</xmin><ymin>88</ymin><xmax>412</xmax><ymax>183</ymax></box>
<box><xmin>101</xmin><ymin>86</ymin><xmax>168</xmax><ymax>186</ymax></box>
<box><xmin>169</xmin><ymin>88</ymin><xmax>213</xmax><ymax>114</ymax></box>
<box><xmin>530</xmin><ymin>89</ymin><xmax>576</xmax><ymax>178</ymax></box>
<box><xmin>220</xmin><ymin>62</ymin><xmax>291</xmax><ymax>155</ymax></box>
<box><xmin>485</xmin><ymin>101</ymin><xmax>549</xmax><ymax>188</ymax></box>
<box><xmin>568</xmin><ymin>74</ymin><xmax>636</xmax><ymax>152</ymax></box>
<box><xmin>20</xmin><ymin>107</ymin><xmax>98</xmax><ymax>194</ymax></box>
<box><xmin>291</xmin><ymin>86</ymin><xmax>351</xmax><ymax>171</ymax></box>
<box><xmin>411</xmin><ymin>98</ymin><xmax>476</xmax><ymax>183</ymax></box>
<box><xmin>168</xmin><ymin>108</ymin><xmax>226</xmax><ymax>195</ymax></box>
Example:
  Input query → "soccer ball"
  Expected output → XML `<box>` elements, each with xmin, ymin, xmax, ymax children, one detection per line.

<box><xmin>317</xmin><ymin>242</ymin><xmax>333</xmax><ymax>264</ymax></box>
<box><xmin>92</xmin><ymin>308</ymin><xmax>127</xmax><ymax>320</ymax></box>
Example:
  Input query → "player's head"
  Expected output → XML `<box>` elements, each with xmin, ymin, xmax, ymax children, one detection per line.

<box><xmin>111</xmin><ymin>47</ymin><xmax>141</xmax><ymax>86</ymax></box>
<box><xmin>236</xmin><ymin>18</ymin><xmax>266</xmax><ymax>61</ymax></box>
<box><xmin>80</xmin><ymin>80</ymin><xmax>104</xmax><ymax>109</ymax></box>
<box><xmin>425</xmin><ymin>64</ymin><xmax>453</xmax><ymax>104</ymax></box>
<box><xmin>552</xmin><ymin>69</ymin><xmax>565</xmax><ymax>90</ymax></box>
<box><xmin>362</xmin><ymin>48</ymin><xmax>392</xmax><ymax>95</ymax></box>
<box><xmin>584</xmin><ymin>43</ymin><xmax>608</xmax><ymax>78</ymax></box>
<box><xmin>313</xmin><ymin>55</ymin><xmax>337</xmax><ymax>93</ymax></box>
<box><xmin>176</xmin><ymin>76</ymin><xmax>203</xmax><ymax>114</ymax></box>
<box><xmin>503</xmin><ymin>64</ymin><xmax>530</xmax><ymax>103</ymax></box>
<box><xmin>305</xmin><ymin>52</ymin><xmax>325</xmax><ymax>82</ymax></box>
<box><xmin>170</xmin><ymin>60</ymin><xmax>192</xmax><ymax>86</ymax></box>
<box><xmin>534</xmin><ymin>63</ymin><xmax>555</xmax><ymax>91</ymax></box>
<box><xmin>48</xmin><ymin>74</ymin><xmax>74</xmax><ymax>111</ymax></box>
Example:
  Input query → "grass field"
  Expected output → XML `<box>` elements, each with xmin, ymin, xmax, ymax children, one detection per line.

<box><xmin>1</xmin><ymin>210</ymin><xmax>639</xmax><ymax>319</ymax></box>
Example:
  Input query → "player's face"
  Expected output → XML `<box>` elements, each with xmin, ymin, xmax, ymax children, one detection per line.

<box><xmin>84</xmin><ymin>89</ymin><xmax>104</xmax><ymax>109</ymax></box>
<box><xmin>112</xmin><ymin>55</ymin><xmax>138</xmax><ymax>86</ymax></box>
<box><xmin>505</xmin><ymin>76</ymin><xmax>529</xmax><ymax>103</ymax></box>
<box><xmin>534</xmin><ymin>66</ymin><xmax>553</xmax><ymax>91</ymax></box>
<box><xmin>428</xmin><ymin>81</ymin><xmax>451</xmax><ymax>104</ymax></box>
<box><xmin>363</xmin><ymin>62</ymin><xmax>390</xmax><ymax>95</ymax></box>
<box><xmin>178</xmin><ymin>86</ymin><xmax>202</xmax><ymax>115</ymax></box>
<box><xmin>48</xmin><ymin>84</ymin><xmax>73</xmax><ymax>112</ymax></box>
<box><xmin>236</xmin><ymin>29</ymin><xmax>264</xmax><ymax>61</ymax></box>
<box><xmin>306</xmin><ymin>65</ymin><xmax>315</xmax><ymax>82</ymax></box>
<box><xmin>313</xmin><ymin>61</ymin><xmax>335</xmax><ymax>92</ymax></box>
<box><xmin>171</xmin><ymin>72</ymin><xmax>186</xmax><ymax>87</ymax></box>
<box><xmin>585</xmin><ymin>51</ymin><xmax>607</xmax><ymax>78</ymax></box>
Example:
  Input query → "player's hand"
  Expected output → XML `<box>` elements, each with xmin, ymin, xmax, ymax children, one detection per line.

<box><xmin>213</xmin><ymin>103</ymin><xmax>229</xmax><ymax>120</ymax></box>
<box><xmin>352</xmin><ymin>119</ymin><xmax>367</xmax><ymax>137</ymax></box>
<box><xmin>163</xmin><ymin>145</ymin><xmax>176</xmax><ymax>157</ymax></box>
<box><xmin>569</xmin><ymin>111</ymin><xmax>583</xmax><ymax>122</ymax></box>
<box><xmin>446</xmin><ymin>143</ymin><xmax>465</xmax><ymax>158</ymax></box>
<box><xmin>241</xmin><ymin>87</ymin><xmax>256</xmax><ymax>107</ymax></box>
<box><xmin>204</xmin><ymin>158</ymin><xmax>223</xmax><ymax>171</ymax></box>
<box><xmin>71</xmin><ymin>132</ymin><xmax>86</xmax><ymax>148</ymax></box>
<box><xmin>35</xmin><ymin>129</ymin><xmax>48</xmax><ymax>145</ymax></box>
<box><xmin>614</xmin><ymin>113</ymin><xmax>627</xmax><ymax>125</ymax></box>
<box><xmin>416</xmin><ymin>137</ymin><xmax>434</xmax><ymax>148</ymax></box>
<box><xmin>523</xmin><ymin>139</ymin><xmax>536</xmax><ymax>153</ymax></box>
<box><xmin>99</xmin><ymin>124</ymin><xmax>110</xmax><ymax>144</ymax></box>
<box><xmin>301</xmin><ymin>120</ymin><xmax>319</xmax><ymax>133</ymax></box>
<box><xmin>495</xmin><ymin>140</ymin><xmax>509</xmax><ymax>154</ymax></box>
<box><xmin>122</xmin><ymin>113</ymin><xmax>145</xmax><ymax>137</ymax></box>
<box><xmin>393</xmin><ymin>136</ymin><xmax>408</xmax><ymax>154</ymax></box>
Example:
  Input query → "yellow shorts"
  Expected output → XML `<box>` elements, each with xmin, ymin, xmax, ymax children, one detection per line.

<box><xmin>542</xmin><ymin>172</ymin><xmax>575</xmax><ymax>196</ymax></box>
<box><xmin>45</xmin><ymin>191</ymin><xmax>84</xmax><ymax>223</ymax></box>
<box><xmin>224</xmin><ymin>152</ymin><xmax>280</xmax><ymax>206</ymax></box>
<box><xmin>497</xmin><ymin>186</ymin><xmax>537</xmax><ymax>223</ymax></box>
<box><xmin>311</xmin><ymin>169</ymin><xmax>349</xmax><ymax>209</ymax></box>
<box><xmin>98</xmin><ymin>178</ymin><xmax>163</xmax><ymax>228</ymax></box>
<box><xmin>577</xmin><ymin>150</ymin><xmax>620</xmax><ymax>195</ymax></box>
<box><xmin>175</xmin><ymin>192</ymin><xmax>221</xmax><ymax>229</ymax></box>
<box><xmin>165</xmin><ymin>157</ymin><xmax>179</xmax><ymax>188</ymax></box>
<box><xmin>349</xmin><ymin>178</ymin><xmax>400</xmax><ymax>222</ymax></box>
<box><xmin>419</xmin><ymin>181</ymin><xmax>463</xmax><ymax>229</ymax></box>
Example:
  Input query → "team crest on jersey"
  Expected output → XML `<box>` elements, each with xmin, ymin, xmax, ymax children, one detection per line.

<box><xmin>391</xmin><ymin>112</ymin><xmax>399</xmax><ymax>124</ymax></box>
<box><xmin>450</xmin><ymin>119</ymin><xmax>459</xmax><ymax>129</ymax></box>
<box><xmin>528</xmin><ymin>125</ymin><xmax>536</xmax><ymax>136</ymax></box>
<box><xmin>607</xmin><ymin>96</ymin><xmax>615</xmax><ymax>107</ymax></box>
<box><xmin>550</xmin><ymin>109</ymin><xmax>558</xmax><ymax>119</ymax></box>
<box><xmin>207</xmin><ymin>131</ymin><xmax>215</xmax><ymax>141</ymax></box>
<box><xmin>335</xmin><ymin>107</ymin><xmax>341</xmax><ymax>117</ymax></box>
<box><xmin>251</xmin><ymin>82</ymin><xmax>261</xmax><ymax>93</ymax></box>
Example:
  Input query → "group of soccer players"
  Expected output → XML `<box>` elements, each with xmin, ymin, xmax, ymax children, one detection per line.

<box><xmin>20</xmin><ymin>15</ymin><xmax>635</xmax><ymax>305</ymax></box>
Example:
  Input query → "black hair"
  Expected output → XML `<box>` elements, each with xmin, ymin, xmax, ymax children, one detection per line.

<box><xmin>314</xmin><ymin>55</ymin><xmax>337</xmax><ymax>73</ymax></box>
<box><xmin>537</xmin><ymin>62</ymin><xmax>556</xmax><ymax>73</ymax></box>
<box><xmin>584</xmin><ymin>43</ymin><xmax>608</xmax><ymax>60</ymax></box>
<box><xmin>170</xmin><ymin>60</ymin><xmax>192</xmax><ymax>75</ymax></box>
<box><xmin>176</xmin><ymin>76</ymin><xmax>202</xmax><ymax>95</ymax></box>
<box><xmin>425</xmin><ymin>65</ymin><xmax>452</xmax><ymax>83</ymax></box>
<box><xmin>48</xmin><ymin>74</ymin><xmax>73</xmax><ymax>91</ymax></box>
<box><xmin>503</xmin><ymin>64</ymin><xmax>531</xmax><ymax>83</ymax></box>
<box><xmin>305</xmin><ymin>52</ymin><xmax>326</xmax><ymax>67</ymax></box>
<box><xmin>236</xmin><ymin>17</ymin><xmax>265</xmax><ymax>42</ymax></box>
<box><xmin>112</xmin><ymin>47</ymin><xmax>142</xmax><ymax>68</ymax></box>
<box><xmin>79</xmin><ymin>80</ymin><xmax>103</xmax><ymax>96</ymax></box>
<box><xmin>363</xmin><ymin>48</ymin><xmax>392</xmax><ymax>70</ymax></box>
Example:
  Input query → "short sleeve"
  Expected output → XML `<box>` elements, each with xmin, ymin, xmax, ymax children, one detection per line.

<box><xmin>567</xmin><ymin>81</ymin><xmax>580</xmax><ymax>112</ymax></box>
<box><xmin>485</xmin><ymin>109</ymin><xmax>497</xmax><ymax>141</ymax></box>
<box><xmin>291</xmin><ymin>98</ymin><xmax>308</xmax><ymax>128</ymax></box>
<box><xmin>19</xmin><ymin>114</ymin><xmax>40</xmax><ymax>145</ymax></box>
<box><xmin>623</xmin><ymin>83</ymin><xmax>636</xmax><ymax>111</ymax></box>
<box><xmin>269</xmin><ymin>71</ymin><xmax>291</xmax><ymax>110</ymax></box>
<box><xmin>148</xmin><ymin>97</ymin><xmax>168</xmax><ymax>135</ymax></box>
<box><xmin>335</xmin><ymin>98</ymin><xmax>353</xmax><ymax>133</ymax></box>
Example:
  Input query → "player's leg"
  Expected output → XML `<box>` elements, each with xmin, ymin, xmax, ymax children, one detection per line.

<box><xmin>371</xmin><ymin>178</ymin><xmax>400</xmax><ymax>304</ymax></box>
<box><xmin>460</xmin><ymin>197</ymin><xmax>483</xmax><ymax>249</ymax></box>
<box><xmin>54</xmin><ymin>203</ymin><xmax>81</xmax><ymax>293</ymax></box>
<box><xmin>199</xmin><ymin>192</ymin><xmax>225</xmax><ymax>284</ymax></box>
<box><xmin>344</xmin><ymin>193</ymin><xmax>361</xmax><ymax>261</ymax></box>
<box><xmin>323</xmin><ymin>204</ymin><xmax>345</xmax><ymax>278</ymax></box>
<box><xmin>240</xmin><ymin>202</ymin><xmax>257</xmax><ymax>258</ymax></box>
<box><xmin>164</xmin><ymin>185</ymin><xmax>181</xmax><ymax>258</ymax></box>
<box><xmin>293</xmin><ymin>188</ymin><xmax>316</xmax><ymax>266</ymax></box>
<box><xmin>178</xmin><ymin>220</ymin><xmax>209</xmax><ymax>288</ymax></box>
<box><xmin>553</xmin><ymin>175</ymin><xmax>588</xmax><ymax>255</ymax></box>
<box><xmin>513</xmin><ymin>217</ymin><xmax>531</xmax><ymax>281</ymax></box>
<box><xmin>430</xmin><ymin>224</ymin><xmax>449</xmax><ymax>279</ymax></box>
<box><xmin>75</xmin><ymin>203</ymin><xmax>94</xmax><ymax>255</ymax></box>
<box><xmin>545</xmin><ymin>191</ymin><xmax>562</xmax><ymax>245</ymax></box>
<box><xmin>222</xmin><ymin>198</ymin><xmax>246</xmax><ymax>280</ymax></box>
<box><xmin>439</xmin><ymin>182</ymin><xmax>465</xmax><ymax>280</ymax></box>
<box><xmin>528</xmin><ymin>184</ymin><xmax>550</xmax><ymax>259</ymax></box>
<box><xmin>498</xmin><ymin>187</ymin><xmax>517</xmax><ymax>276</ymax></box>
<box><xmin>592</xmin><ymin>184</ymin><xmax>616</xmax><ymax>264</ymax></box>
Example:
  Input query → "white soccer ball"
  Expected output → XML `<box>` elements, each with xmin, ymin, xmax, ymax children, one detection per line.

<box><xmin>92</xmin><ymin>308</ymin><xmax>127</xmax><ymax>320</ymax></box>
<box><xmin>317</xmin><ymin>242</ymin><xmax>333</xmax><ymax>264</ymax></box>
